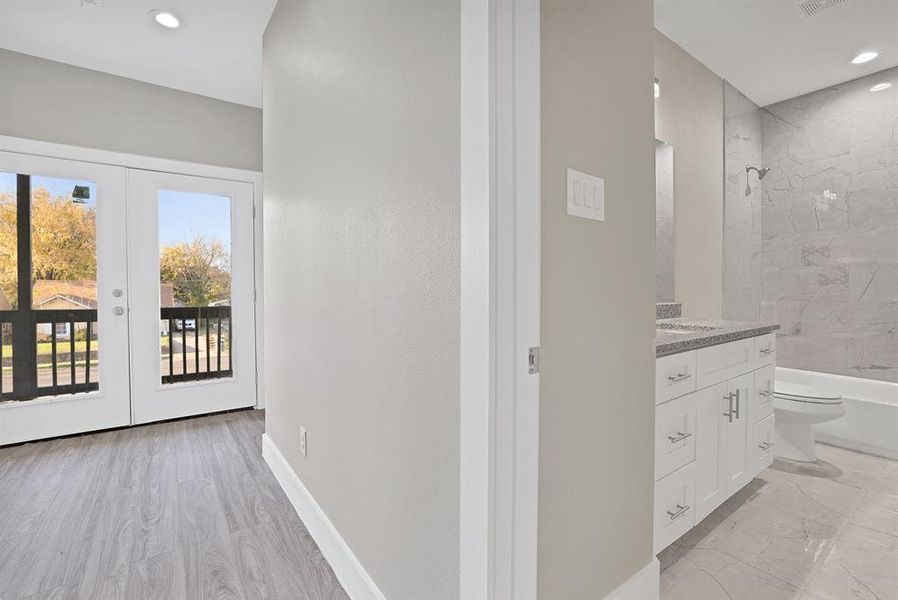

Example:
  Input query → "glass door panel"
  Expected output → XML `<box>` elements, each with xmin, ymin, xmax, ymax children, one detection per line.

<box><xmin>158</xmin><ymin>190</ymin><xmax>232</xmax><ymax>383</ymax></box>
<box><xmin>128</xmin><ymin>171</ymin><xmax>255</xmax><ymax>424</ymax></box>
<box><xmin>0</xmin><ymin>152</ymin><xmax>129</xmax><ymax>445</ymax></box>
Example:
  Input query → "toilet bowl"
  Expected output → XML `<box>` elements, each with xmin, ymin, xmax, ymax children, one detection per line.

<box><xmin>773</xmin><ymin>381</ymin><xmax>845</xmax><ymax>462</ymax></box>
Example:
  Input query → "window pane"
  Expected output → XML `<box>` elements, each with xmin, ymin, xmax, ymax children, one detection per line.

<box><xmin>30</xmin><ymin>176</ymin><xmax>97</xmax><ymax>311</ymax></box>
<box><xmin>158</xmin><ymin>190</ymin><xmax>232</xmax><ymax>383</ymax></box>
<box><xmin>0</xmin><ymin>172</ymin><xmax>17</xmax><ymax>310</ymax></box>
<box><xmin>29</xmin><ymin>176</ymin><xmax>99</xmax><ymax>396</ymax></box>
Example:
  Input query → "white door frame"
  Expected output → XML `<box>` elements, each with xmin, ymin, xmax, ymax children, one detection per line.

<box><xmin>460</xmin><ymin>1</ymin><xmax>540</xmax><ymax>598</ymax></box>
<box><xmin>0</xmin><ymin>135</ymin><xmax>265</xmax><ymax>420</ymax></box>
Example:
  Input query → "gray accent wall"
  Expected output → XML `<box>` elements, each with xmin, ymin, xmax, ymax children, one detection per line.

<box><xmin>723</xmin><ymin>82</ymin><xmax>763</xmax><ymax>321</ymax></box>
<box><xmin>540</xmin><ymin>1</ymin><xmax>656</xmax><ymax>597</ymax></box>
<box><xmin>0</xmin><ymin>49</ymin><xmax>262</xmax><ymax>171</ymax></box>
<box><xmin>760</xmin><ymin>67</ymin><xmax>898</xmax><ymax>383</ymax></box>
<box><xmin>262</xmin><ymin>1</ymin><xmax>460</xmax><ymax>598</ymax></box>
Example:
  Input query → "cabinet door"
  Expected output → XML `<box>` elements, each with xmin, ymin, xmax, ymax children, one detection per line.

<box><xmin>694</xmin><ymin>382</ymin><xmax>728</xmax><ymax>523</ymax></box>
<box><xmin>725</xmin><ymin>372</ymin><xmax>754</xmax><ymax>495</ymax></box>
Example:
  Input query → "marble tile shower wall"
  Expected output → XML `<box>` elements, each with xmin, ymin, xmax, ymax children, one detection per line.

<box><xmin>724</xmin><ymin>81</ymin><xmax>764</xmax><ymax>322</ymax></box>
<box><xmin>759</xmin><ymin>67</ymin><xmax>898</xmax><ymax>382</ymax></box>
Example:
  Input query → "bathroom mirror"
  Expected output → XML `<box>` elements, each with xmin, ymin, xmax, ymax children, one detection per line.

<box><xmin>655</xmin><ymin>139</ymin><xmax>674</xmax><ymax>302</ymax></box>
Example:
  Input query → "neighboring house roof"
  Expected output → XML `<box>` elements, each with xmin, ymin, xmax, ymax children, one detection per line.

<box><xmin>30</xmin><ymin>280</ymin><xmax>176</xmax><ymax>310</ymax></box>
<box><xmin>33</xmin><ymin>280</ymin><xmax>97</xmax><ymax>309</ymax></box>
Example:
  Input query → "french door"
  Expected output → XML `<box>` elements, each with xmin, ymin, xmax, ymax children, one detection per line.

<box><xmin>0</xmin><ymin>152</ymin><xmax>130</xmax><ymax>445</ymax></box>
<box><xmin>127</xmin><ymin>170</ymin><xmax>256</xmax><ymax>423</ymax></box>
<box><xmin>0</xmin><ymin>152</ymin><xmax>257</xmax><ymax>445</ymax></box>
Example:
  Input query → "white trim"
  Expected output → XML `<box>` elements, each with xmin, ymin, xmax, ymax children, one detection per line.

<box><xmin>0</xmin><ymin>135</ymin><xmax>261</xmax><ymax>185</ymax></box>
<box><xmin>262</xmin><ymin>433</ymin><xmax>385</xmax><ymax>600</ymax></box>
<box><xmin>603</xmin><ymin>559</ymin><xmax>660</xmax><ymax>600</ymax></box>
<box><xmin>460</xmin><ymin>1</ymin><xmax>495</xmax><ymax>598</ymax></box>
<box><xmin>460</xmin><ymin>2</ymin><xmax>541</xmax><ymax>598</ymax></box>
<box><xmin>492</xmin><ymin>1</ymin><xmax>541</xmax><ymax>599</ymax></box>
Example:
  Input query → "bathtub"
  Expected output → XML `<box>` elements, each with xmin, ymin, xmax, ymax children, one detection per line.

<box><xmin>776</xmin><ymin>367</ymin><xmax>898</xmax><ymax>460</ymax></box>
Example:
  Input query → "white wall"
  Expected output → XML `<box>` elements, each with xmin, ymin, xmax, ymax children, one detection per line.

<box><xmin>539</xmin><ymin>1</ymin><xmax>657</xmax><ymax>597</ymax></box>
<box><xmin>654</xmin><ymin>31</ymin><xmax>725</xmax><ymax>319</ymax></box>
<box><xmin>262</xmin><ymin>1</ymin><xmax>460</xmax><ymax>598</ymax></box>
<box><xmin>0</xmin><ymin>49</ymin><xmax>261</xmax><ymax>171</ymax></box>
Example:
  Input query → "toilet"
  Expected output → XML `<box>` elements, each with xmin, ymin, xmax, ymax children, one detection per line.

<box><xmin>773</xmin><ymin>381</ymin><xmax>845</xmax><ymax>462</ymax></box>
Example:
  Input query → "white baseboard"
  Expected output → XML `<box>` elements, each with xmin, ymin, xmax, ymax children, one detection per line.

<box><xmin>262</xmin><ymin>433</ymin><xmax>385</xmax><ymax>600</ymax></box>
<box><xmin>603</xmin><ymin>558</ymin><xmax>660</xmax><ymax>600</ymax></box>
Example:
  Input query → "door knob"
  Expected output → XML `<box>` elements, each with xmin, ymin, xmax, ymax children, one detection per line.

<box><xmin>113</xmin><ymin>306</ymin><xmax>125</xmax><ymax>316</ymax></box>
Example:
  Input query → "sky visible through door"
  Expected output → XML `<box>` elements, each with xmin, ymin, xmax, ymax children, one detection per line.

<box><xmin>158</xmin><ymin>190</ymin><xmax>232</xmax><ymax>382</ymax></box>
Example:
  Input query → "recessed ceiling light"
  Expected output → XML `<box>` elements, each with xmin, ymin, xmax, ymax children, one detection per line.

<box><xmin>150</xmin><ymin>9</ymin><xmax>181</xmax><ymax>29</ymax></box>
<box><xmin>850</xmin><ymin>51</ymin><xmax>878</xmax><ymax>65</ymax></box>
<box><xmin>870</xmin><ymin>82</ymin><xmax>892</xmax><ymax>92</ymax></box>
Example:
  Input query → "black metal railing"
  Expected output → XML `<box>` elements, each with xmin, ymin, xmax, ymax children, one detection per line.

<box><xmin>160</xmin><ymin>306</ymin><xmax>231</xmax><ymax>384</ymax></box>
<box><xmin>0</xmin><ymin>308</ymin><xmax>99</xmax><ymax>401</ymax></box>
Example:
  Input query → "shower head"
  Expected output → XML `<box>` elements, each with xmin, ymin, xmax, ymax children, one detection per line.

<box><xmin>746</xmin><ymin>165</ymin><xmax>770</xmax><ymax>180</ymax></box>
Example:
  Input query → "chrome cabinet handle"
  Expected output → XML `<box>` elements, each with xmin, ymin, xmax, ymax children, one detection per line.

<box><xmin>733</xmin><ymin>389</ymin><xmax>741</xmax><ymax>420</ymax></box>
<box><xmin>759</xmin><ymin>347</ymin><xmax>774</xmax><ymax>355</ymax></box>
<box><xmin>667</xmin><ymin>504</ymin><xmax>690</xmax><ymax>521</ymax></box>
<box><xmin>113</xmin><ymin>306</ymin><xmax>125</xmax><ymax>316</ymax></box>
<box><xmin>723</xmin><ymin>392</ymin><xmax>735</xmax><ymax>422</ymax></box>
<box><xmin>667</xmin><ymin>431</ymin><xmax>692</xmax><ymax>444</ymax></box>
<box><xmin>667</xmin><ymin>372</ymin><xmax>692</xmax><ymax>383</ymax></box>
<box><xmin>758</xmin><ymin>441</ymin><xmax>774</xmax><ymax>451</ymax></box>
<box><xmin>759</xmin><ymin>389</ymin><xmax>773</xmax><ymax>398</ymax></box>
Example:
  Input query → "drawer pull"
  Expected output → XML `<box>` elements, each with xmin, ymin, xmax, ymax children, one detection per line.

<box><xmin>667</xmin><ymin>431</ymin><xmax>692</xmax><ymax>444</ymax></box>
<box><xmin>759</xmin><ymin>390</ymin><xmax>773</xmax><ymax>398</ymax></box>
<box><xmin>758</xmin><ymin>441</ymin><xmax>774</xmax><ymax>451</ymax></box>
<box><xmin>759</xmin><ymin>347</ymin><xmax>774</xmax><ymax>355</ymax></box>
<box><xmin>667</xmin><ymin>504</ymin><xmax>690</xmax><ymax>521</ymax></box>
<box><xmin>667</xmin><ymin>372</ymin><xmax>692</xmax><ymax>383</ymax></box>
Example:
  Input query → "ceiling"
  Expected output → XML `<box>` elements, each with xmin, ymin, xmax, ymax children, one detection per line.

<box><xmin>655</xmin><ymin>0</ymin><xmax>898</xmax><ymax>107</ymax></box>
<box><xmin>0</xmin><ymin>0</ymin><xmax>277</xmax><ymax>108</ymax></box>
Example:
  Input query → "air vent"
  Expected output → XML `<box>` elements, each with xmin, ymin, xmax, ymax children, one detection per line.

<box><xmin>798</xmin><ymin>0</ymin><xmax>847</xmax><ymax>17</ymax></box>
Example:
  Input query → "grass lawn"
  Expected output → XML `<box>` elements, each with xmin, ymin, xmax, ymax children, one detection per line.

<box><xmin>1</xmin><ymin>341</ymin><xmax>100</xmax><ymax>358</ymax></box>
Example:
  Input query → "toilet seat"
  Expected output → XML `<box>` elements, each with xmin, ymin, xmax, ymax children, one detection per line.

<box><xmin>774</xmin><ymin>381</ymin><xmax>842</xmax><ymax>405</ymax></box>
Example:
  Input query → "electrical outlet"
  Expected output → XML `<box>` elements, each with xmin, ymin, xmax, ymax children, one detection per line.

<box><xmin>299</xmin><ymin>427</ymin><xmax>308</xmax><ymax>457</ymax></box>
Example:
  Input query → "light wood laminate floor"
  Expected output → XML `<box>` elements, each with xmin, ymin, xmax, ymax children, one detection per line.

<box><xmin>0</xmin><ymin>409</ymin><xmax>349</xmax><ymax>600</ymax></box>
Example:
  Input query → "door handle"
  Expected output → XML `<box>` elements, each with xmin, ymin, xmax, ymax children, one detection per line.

<box><xmin>667</xmin><ymin>431</ymin><xmax>692</xmax><ymax>444</ymax></box>
<box><xmin>723</xmin><ymin>392</ymin><xmax>735</xmax><ymax>422</ymax></box>
<box><xmin>667</xmin><ymin>504</ymin><xmax>690</xmax><ymax>521</ymax></box>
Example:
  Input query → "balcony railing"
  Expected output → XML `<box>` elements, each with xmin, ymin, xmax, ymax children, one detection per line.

<box><xmin>161</xmin><ymin>306</ymin><xmax>231</xmax><ymax>384</ymax></box>
<box><xmin>0</xmin><ymin>308</ymin><xmax>99</xmax><ymax>401</ymax></box>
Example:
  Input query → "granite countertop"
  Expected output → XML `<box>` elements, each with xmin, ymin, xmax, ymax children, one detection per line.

<box><xmin>656</xmin><ymin>317</ymin><xmax>780</xmax><ymax>357</ymax></box>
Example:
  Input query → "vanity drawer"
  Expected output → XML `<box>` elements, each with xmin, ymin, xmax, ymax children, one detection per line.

<box><xmin>751</xmin><ymin>414</ymin><xmax>775</xmax><ymax>475</ymax></box>
<box><xmin>754</xmin><ymin>333</ymin><xmax>776</xmax><ymax>367</ymax></box>
<box><xmin>655</xmin><ymin>392</ymin><xmax>697</xmax><ymax>480</ymax></box>
<box><xmin>656</xmin><ymin>351</ymin><xmax>697</xmax><ymax>404</ymax></box>
<box><xmin>753</xmin><ymin>365</ymin><xmax>775</xmax><ymax>423</ymax></box>
<box><xmin>695</xmin><ymin>338</ymin><xmax>754</xmax><ymax>389</ymax></box>
<box><xmin>653</xmin><ymin>462</ymin><xmax>696</xmax><ymax>554</ymax></box>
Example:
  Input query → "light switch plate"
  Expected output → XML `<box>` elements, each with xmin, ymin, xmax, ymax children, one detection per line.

<box><xmin>567</xmin><ymin>168</ymin><xmax>605</xmax><ymax>221</ymax></box>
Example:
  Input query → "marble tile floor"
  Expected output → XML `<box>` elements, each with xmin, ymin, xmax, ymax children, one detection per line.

<box><xmin>659</xmin><ymin>442</ymin><xmax>898</xmax><ymax>600</ymax></box>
